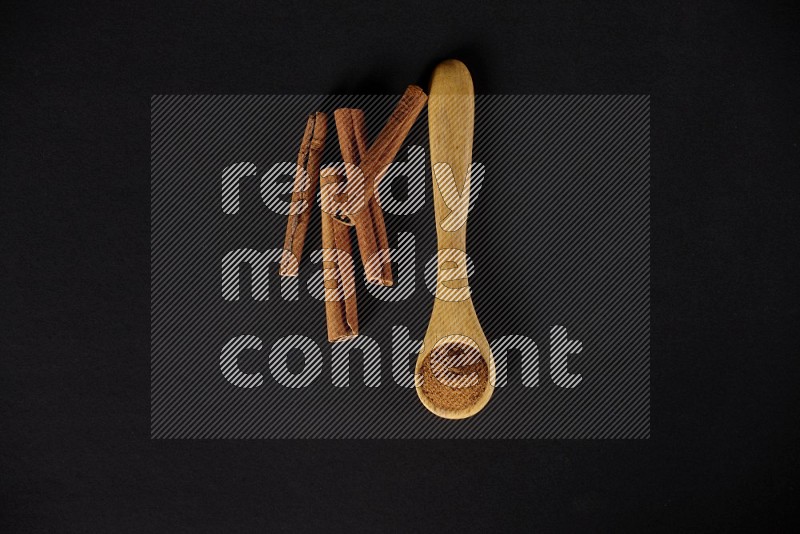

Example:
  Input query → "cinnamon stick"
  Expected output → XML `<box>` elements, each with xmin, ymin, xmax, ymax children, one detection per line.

<box><xmin>320</xmin><ymin>171</ymin><xmax>359</xmax><ymax>342</ymax></box>
<box><xmin>279</xmin><ymin>112</ymin><xmax>327</xmax><ymax>277</ymax></box>
<box><xmin>363</xmin><ymin>85</ymin><xmax>428</xmax><ymax>198</ymax></box>
<box><xmin>333</xmin><ymin>85</ymin><xmax>428</xmax><ymax>285</ymax></box>
<box><xmin>334</xmin><ymin>108</ymin><xmax>393</xmax><ymax>285</ymax></box>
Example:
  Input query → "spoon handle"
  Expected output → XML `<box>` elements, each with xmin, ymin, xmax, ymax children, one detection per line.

<box><xmin>428</xmin><ymin>60</ymin><xmax>475</xmax><ymax>255</ymax></box>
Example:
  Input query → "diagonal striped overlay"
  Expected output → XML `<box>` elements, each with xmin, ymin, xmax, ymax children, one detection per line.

<box><xmin>151</xmin><ymin>95</ymin><xmax>650</xmax><ymax>439</ymax></box>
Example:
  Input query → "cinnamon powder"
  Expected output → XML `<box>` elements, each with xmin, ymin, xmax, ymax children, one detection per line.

<box><xmin>420</xmin><ymin>342</ymin><xmax>489</xmax><ymax>412</ymax></box>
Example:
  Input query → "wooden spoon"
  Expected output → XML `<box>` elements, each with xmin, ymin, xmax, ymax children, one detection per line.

<box><xmin>414</xmin><ymin>59</ymin><xmax>495</xmax><ymax>419</ymax></box>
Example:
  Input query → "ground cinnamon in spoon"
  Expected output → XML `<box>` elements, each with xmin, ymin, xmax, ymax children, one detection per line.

<box><xmin>420</xmin><ymin>342</ymin><xmax>489</xmax><ymax>412</ymax></box>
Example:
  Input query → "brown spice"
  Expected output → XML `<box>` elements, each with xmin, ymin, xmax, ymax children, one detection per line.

<box><xmin>359</xmin><ymin>85</ymin><xmax>428</xmax><ymax>203</ymax></box>
<box><xmin>279</xmin><ymin>112</ymin><xmax>327</xmax><ymax>277</ymax></box>
<box><xmin>420</xmin><ymin>342</ymin><xmax>489</xmax><ymax>412</ymax></box>
<box><xmin>320</xmin><ymin>172</ymin><xmax>359</xmax><ymax>342</ymax></box>
<box><xmin>333</xmin><ymin>86</ymin><xmax>428</xmax><ymax>286</ymax></box>
<box><xmin>333</xmin><ymin>108</ymin><xmax>393</xmax><ymax>286</ymax></box>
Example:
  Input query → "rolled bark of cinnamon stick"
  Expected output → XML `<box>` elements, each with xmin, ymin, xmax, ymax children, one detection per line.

<box><xmin>279</xmin><ymin>112</ymin><xmax>327</xmax><ymax>277</ymax></box>
<box><xmin>334</xmin><ymin>108</ymin><xmax>393</xmax><ymax>285</ymax></box>
<box><xmin>333</xmin><ymin>86</ymin><xmax>428</xmax><ymax>285</ymax></box>
<box><xmin>320</xmin><ymin>172</ymin><xmax>359</xmax><ymax>342</ymax></box>
<box><xmin>363</xmin><ymin>85</ymin><xmax>428</xmax><ymax>196</ymax></box>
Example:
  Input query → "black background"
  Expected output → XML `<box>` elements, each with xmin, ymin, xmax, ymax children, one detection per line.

<box><xmin>2</xmin><ymin>0</ymin><xmax>798</xmax><ymax>531</ymax></box>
